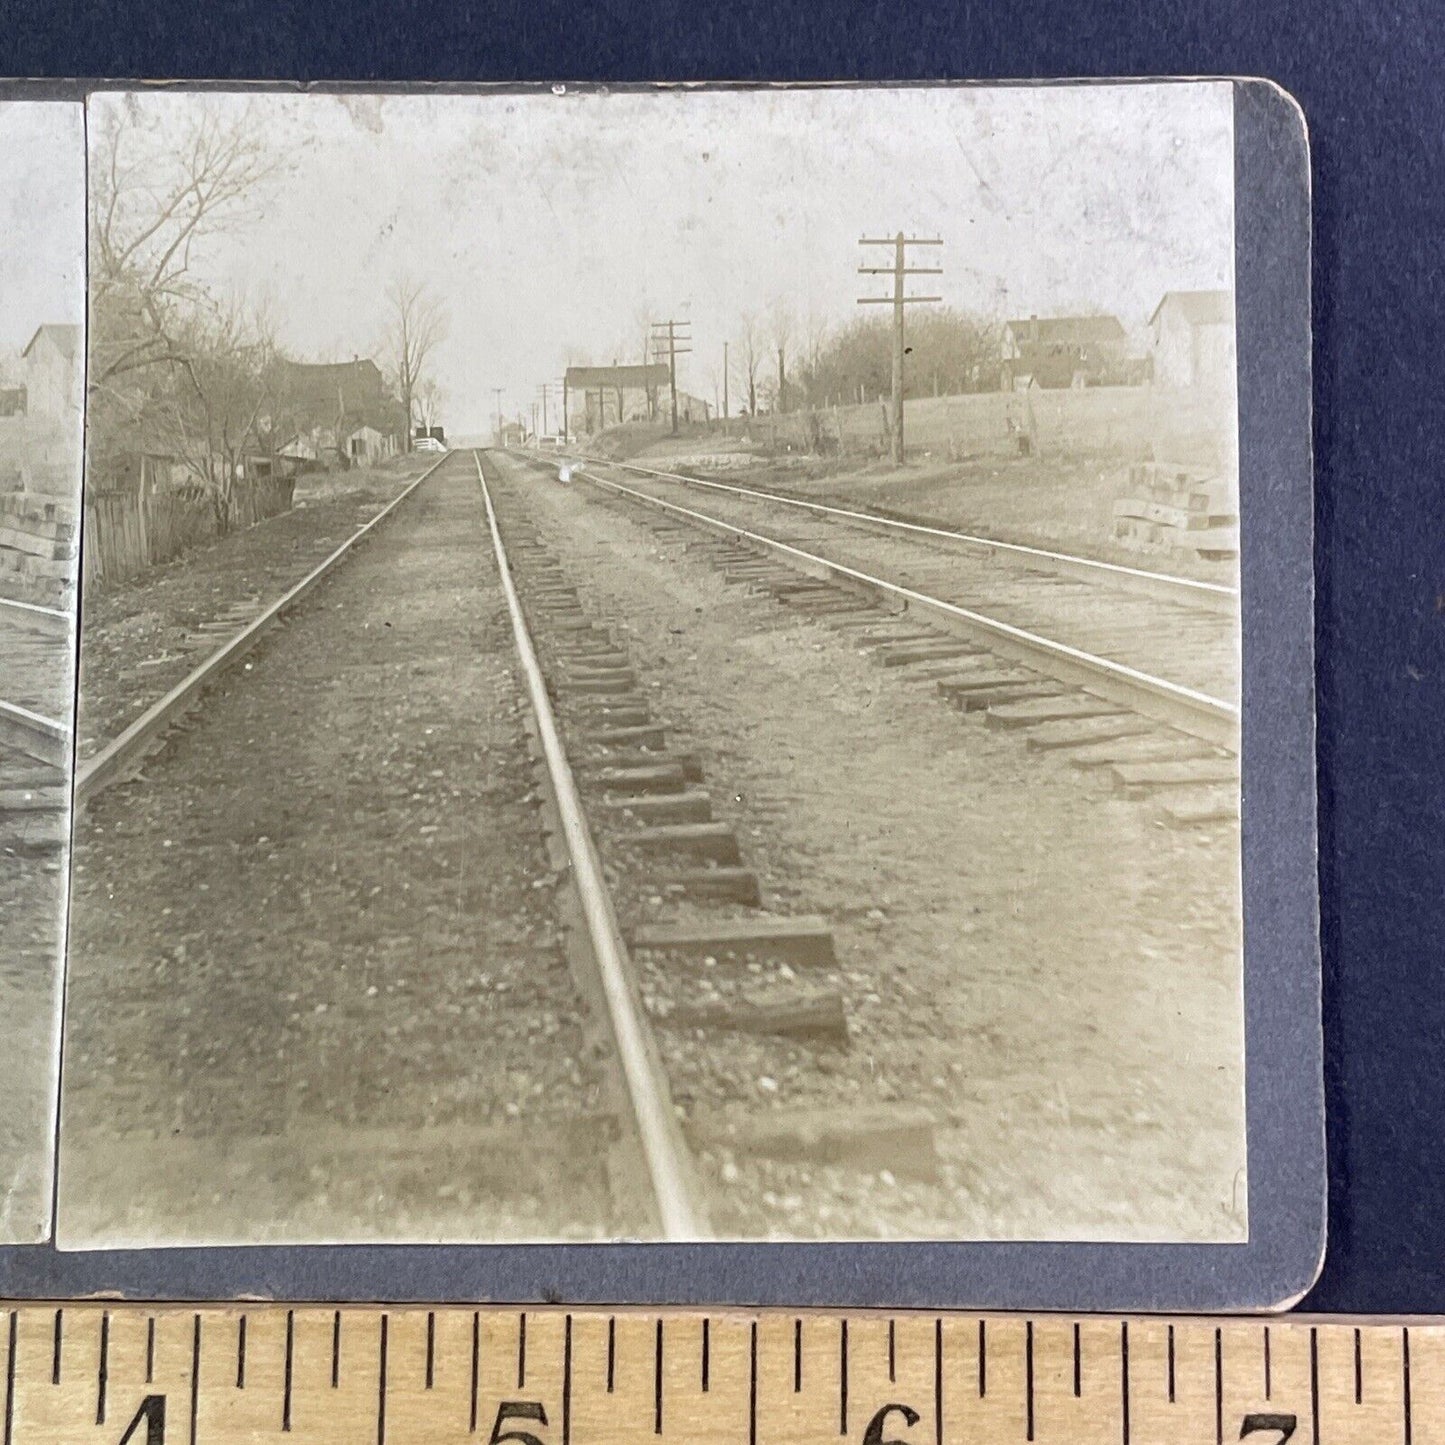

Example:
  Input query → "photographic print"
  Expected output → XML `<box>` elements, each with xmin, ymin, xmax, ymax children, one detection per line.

<box><xmin>0</xmin><ymin>98</ymin><xmax>85</xmax><ymax>1244</ymax></box>
<box><xmin>52</xmin><ymin>83</ymin><xmax>1249</xmax><ymax>1249</ymax></box>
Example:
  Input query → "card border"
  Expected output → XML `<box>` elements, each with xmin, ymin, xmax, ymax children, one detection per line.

<box><xmin>0</xmin><ymin>76</ymin><xmax>1322</xmax><ymax>1311</ymax></box>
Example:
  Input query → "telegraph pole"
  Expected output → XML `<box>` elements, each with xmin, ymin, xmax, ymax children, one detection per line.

<box><xmin>491</xmin><ymin>388</ymin><xmax>504</xmax><ymax>441</ymax></box>
<box><xmin>650</xmin><ymin>319</ymin><xmax>692</xmax><ymax>436</ymax></box>
<box><xmin>722</xmin><ymin>341</ymin><xmax>729</xmax><ymax>432</ymax></box>
<box><xmin>858</xmin><ymin>232</ymin><xmax>942</xmax><ymax>464</ymax></box>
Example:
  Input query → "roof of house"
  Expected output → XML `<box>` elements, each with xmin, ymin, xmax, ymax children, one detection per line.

<box><xmin>1005</xmin><ymin>315</ymin><xmax>1126</xmax><ymax>345</ymax></box>
<box><xmin>1149</xmin><ymin>290</ymin><xmax>1234</xmax><ymax>327</ymax></box>
<box><xmin>565</xmin><ymin>364</ymin><xmax>670</xmax><ymax>389</ymax></box>
<box><xmin>276</xmin><ymin>357</ymin><xmax>384</xmax><ymax>389</ymax></box>
<box><xmin>23</xmin><ymin>324</ymin><xmax>82</xmax><ymax>361</ymax></box>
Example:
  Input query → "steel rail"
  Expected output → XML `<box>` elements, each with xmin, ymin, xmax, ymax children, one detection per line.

<box><xmin>0</xmin><ymin>697</ymin><xmax>70</xmax><ymax>767</ymax></box>
<box><xmin>474</xmin><ymin>450</ymin><xmax>710</xmax><ymax>1242</ymax></box>
<box><xmin>0</xmin><ymin>594</ymin><xmax>71</xmax><ymax>638</ymax></box>
<box><xmin>578</xmin><ymin>466</ymin><xmax>1240</xmax><ymax>750</ymax></box>
<box><xmin>75</xmin><ymin>452</ymin><xmax>450</xmax><ymax>807</ymax></box>
<box><xmin>588</xmin><ymin>454</ymin><xmax>1238</xmax><ymax>612</ymax></box>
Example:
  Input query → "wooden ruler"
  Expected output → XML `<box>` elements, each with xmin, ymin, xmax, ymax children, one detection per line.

<box><xmin>0</xmin><ymin>1306</ymin><xmax>1435</xmax><ymax>1444</ymax></box>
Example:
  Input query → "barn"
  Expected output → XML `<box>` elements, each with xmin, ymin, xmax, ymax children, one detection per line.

<box><xmin>1149</xmin><ymin>291</ymin><xmax>1236</xmax><ymax>391</ymax></box>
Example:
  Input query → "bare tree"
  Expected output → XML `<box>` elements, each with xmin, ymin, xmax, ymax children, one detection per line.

<box><xmin>417</xmin><ymin>377</ymin><xmax>446</xmax><ymax>432</ymax></box>
<box><xmin>386</xmin><ymin>277</ymin><xmax>450</xmax><ymax>451</ymax></box>
<box><xmin>87</xmin><ymin>100</ymin><xmax>280</xmax><ymax>479</ymax></box>
<box><xmin>140</xmin><ymin>296</ymin><xmax>281</xmax><ymax>528</ymax></box>
<box><xmin>734</xmin><ymin>313</ymin><xmax>764</xmax><ymax>416</ymax></box>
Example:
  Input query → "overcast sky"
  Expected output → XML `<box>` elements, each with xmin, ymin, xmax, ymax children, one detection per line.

<box><xmin>91</xmin><ymin>84</ymin><xmax>1235</xmax><ymax>435</ymax></box>
<box><xmin>0</xmin><ymin>102</ymin><xmax>85</xmax><ymax>364</ymax></box>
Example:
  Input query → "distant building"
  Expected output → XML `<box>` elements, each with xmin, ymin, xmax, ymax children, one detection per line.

<box><xmin>1149</xmin><ymin>290</ymin><xmax>1236</xmax><ymax>390</ymax></box>
<box><xmin>272</xmin><ymin>356</ymin><xmax>406</xmax><ymax>466</ymax></box>
<box><xmin>564</xmin><ymin>364</ymin><xmax>670</xmax><ymax>432</ymax></box>
<box><xmin>1000</xmin><ymin>315</ymin><xmax>1129</xmax><ymax>390</ymax></box>
<box><xmin>344</xmin><ymin>424</ymin><xmax>398</xmax><ymax>466</ymax></box>
<box><xmin>22</xmin><ymin>324</ymin><xmax>82</xmax><ymax>419</ymax></box>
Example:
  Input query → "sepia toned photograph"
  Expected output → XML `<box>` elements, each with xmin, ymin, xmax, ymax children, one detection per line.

<box><xmin>51</xmin><ymin>82</ymin><xmax>1247</xmax><ymax>1248</ymax></box>
<box><xmin>0</xmin><ymin>98</ymin><xmax>85</xmax><ymax>1245</ymax></box>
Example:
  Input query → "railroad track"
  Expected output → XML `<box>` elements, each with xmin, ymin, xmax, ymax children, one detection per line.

<box><xmin>594</xmin><ymin>455</ymin><xmax>1239</xmax><ymax>615</ymax></box>
<box><xmin>0</xmin><ymin>597</ymin><xmax>74</xmax><ymax>851</ymax></box>
<box><xmin>512</xmin><ymin>451</ymin><xmax>1242</xmax><ymax>829</ymax></box>
<box><xmin>478</xmin><ymin>448</ymin><xmax>980</xmax><ymax>1242</ymax></box>
<box><xmin>63</xmin><ymin>449</ymin><xmax>714</xmax><ymax>1245</ymax></box>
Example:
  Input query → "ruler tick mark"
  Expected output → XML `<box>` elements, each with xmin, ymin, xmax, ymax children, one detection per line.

<box><xmin>4</xmin><ymin>1310</ymin><xmax>16</xmax><ymax>1445</ymax></box>
<box><xmin>978</xmin><ymin>1319</ymin><xmax>987</xmax><ymax>1398</ymax></box>
<box><xmin>794</xmin><ymin>1319</ymin><xmax>802</xmax><ymax>1393</ymax></box>
<box><xmin>702</xmin><ymin>1318</ymin><xmax>710</xmax><ymax>1393</ymax></box>
<box><xmin>51</xmin><ymin>1308</ymin><xmax>62</xmax><ymax>1385</ymax></box>
<box><xmin>889</xmin><ymin>1320</ymin><xmax>896</xmax><ymax>1384</ymax></box>
<box><xmin>607</xmin><ymin>1317</ymin><xmax>616</xmax><ymax>1394</ymax></box>
<box><xmin>1074</xmin><ymin>1322</ymin><xmax>1082</xmax><ymax>1398</ymax></box>
<box><xmin>935</xmin><ymin>1318</ymin><xmax>944</xmax><ymax>1445</ymax></box>
<box><xmin>749</xmin><ymin>1323</ymin><xmax>759</xmax><ymax>1445</ymax></box>
<box><xmin>377</xmin><ymin>1315</ymin><xmax>389</xmax><ymax>1445</ymax></box>
<box><xmin>469</xmin><ymin>1313</ymin><xmax>480</xmax><ymax>1433</ymax></box>
<box><xmin>236</xmin><ymin>1316</ymin><xmax>246</xmax><ymax>1389</ymax></box>
<box><xmin>1168</xmin><ymin>1325</ymin><xmax>1176</xmax><ymax>1403</ymax></box>
<box><xmin>1403</xmin><ymin>1328</ymin><xmax>1413</xmax><ymax>1445</ymax></box>
<box><xmin>518</xmin><ymin>1313</ymin><xmax>527</xmax><ymax>1390</ymax></box>
<box><xmin>283</xmin><ymin>1310</ymin><xmax>295</xmax><ymax>1432</ymax></box>
<box><xmin>97</xmin><ymin>1311</ymin><xmax>110</xmax><ymax>1425</ymax></box>
<box><xmin>1214</xmin><ymin>1328</ymin><xmax>1223</xmax><ymax>1445</ymax></box>
<box><xmin>425</xmin><ymin>1312</ymin><xmax>435</xmax><ymax>1390</ymax></box>
<box><xmin>188</xmin><ymin>1315</ymin><xmax>201</xmax><ymax>1445</ymax></box>
<box><xmin>562</xmin><ymin>1316</ymin><xmax>573</xmax><ymax>1445</ymax></box>
<box><xmin>1121</xmin><ymin>1322</ymin><xmax>1131</xmax><ymax>1445</ymax></box>
<box><xmin>1311</xmin><ymin>1327</ymin><xmax>1321</xmax><ymax>1445</ymax></box>
<box><xmin>655</xmin><ymin>1320</ymin><xmax>664</xmax><ymax>1434</ymax></box>
<box><xmin>332</xmin><ymin>1311</ymin><xmax>341</xmax><ymax>1389</ymax></box>
<box><xmin>146</xmin><ymin>1318</ymin><xmax>155</xmax><ymax>1384</ymax></box>
<box><xmin>841</xmin><ymin>1320</ymin><xmax>849</xmax><ymax>1437</ymax></box>
<box><xmin>1026</xmin><ymin>1321</ymin><xmax>1035</xmax><ymax>1442</ymax></box>
<box><xmin>1264</xmin><ymin>1325</ymin><xmax>1272</xmax><ymax>1400</ymax></box>
<box><xmin>1355</xmin><ymin>1328</ymin><xmax>1363</xmax><ymax>1404</ymax></box>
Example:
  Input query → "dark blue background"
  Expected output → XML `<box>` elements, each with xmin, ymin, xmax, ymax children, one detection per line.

<box><xmin>3</xmin><ymin>0</ymin><xmax>1440</xmax><ymax>1313</ymax></box>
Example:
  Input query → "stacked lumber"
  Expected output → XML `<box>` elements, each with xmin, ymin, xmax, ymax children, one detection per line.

<box><xmin>1113</xmin><ymin>462</ymin><xmax>1238</xmax><ymax>561</ymax></box>
<box><xmin>0</xmin><ymin>491</ymin><xmax>78</xmax><ymax>607</ymax></box>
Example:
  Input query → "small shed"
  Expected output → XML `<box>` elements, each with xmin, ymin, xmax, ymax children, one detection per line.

<box><xmin>345</xmin><ymin>424</ymin><xmax>395</xmax><ymax>465</ymax></box>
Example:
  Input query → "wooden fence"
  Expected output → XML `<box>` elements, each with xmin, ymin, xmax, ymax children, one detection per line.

<box><xmin>82</xmin><ymin>475</ymin><xmax>295</xmax><ymax>591</ymax></box>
